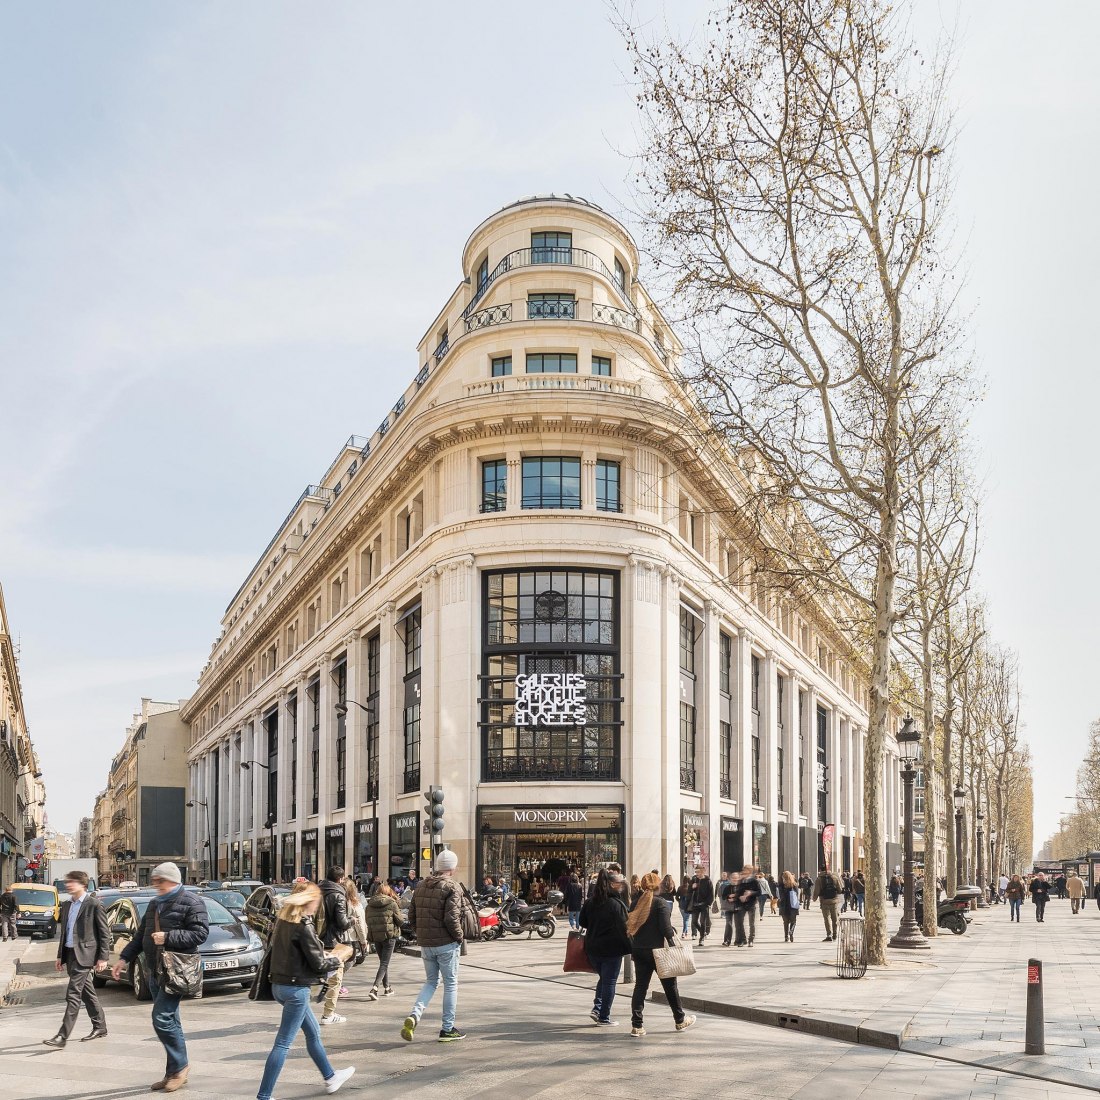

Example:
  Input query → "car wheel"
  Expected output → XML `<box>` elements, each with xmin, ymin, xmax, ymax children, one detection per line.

<box><xmin>132</xmin><ymin>957</ymin><xmax>153</xmax><ymax>1001</ymax></box>
<box><xmin>536</xmin><ymin>920</ymin><xmax>556</xmax><ymax>939</ymax></box>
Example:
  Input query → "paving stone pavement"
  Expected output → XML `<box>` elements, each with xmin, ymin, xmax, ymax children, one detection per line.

<box><xmin>1</xmin><ymin>921</ymin><xmax>1095</xmax><ymax>1100</ymax></box>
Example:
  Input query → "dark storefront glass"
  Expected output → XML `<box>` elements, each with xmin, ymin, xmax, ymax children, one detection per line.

<box><xmin>334</xmin><ymin>657</ymin><xmax>347</xmax><ymax>810</ymax></box>
<box><xmin>300</xmin><ymin>829</ymin><xmax>318</xmax><ymax>880</ymax></box>
<box><xmin>752</xmin><ymin>821</ymin><xmax>771</xmax><ymax>874</ymax></box>
<box><xmin>681</xmin><ymin>810</ymin><xmax>710</xmax><ymax>878</ymax></box>
<box><xmin>721</xmin><ymin>817</ymin><xmax>744</xmax><ymax>875</ymax></box>
<box><xmin>324</xmin><ymin>824</ymin><xmax>346</xmax><ymax>875</ymax></box>
<box><xmin>281</xmin><ymin>833</ymin><xmax>296</xmax><ymax>882</ymax></box>
<box><xmin>481</xmin><ymin>568</ymin><xmax>621</xmax><ymax>782</ymax></box>
<box><xmin>389</xmin><ymin>811</ymin><xmax>420</xmax><ymax>879</ymax></box>
<box><xmin>352</xmin><ymin>819</ymin><xmax>377</xmax><ymax>882</ymax></box>
<box><xmin>231</xmin><ymin>841</ymin><xmax>240</xmax><ymax>877</ymax></box>
<box><xmin>242</xmin><ymin>839</ymin><xmax>253</xmax><ymax>877</ymax></box>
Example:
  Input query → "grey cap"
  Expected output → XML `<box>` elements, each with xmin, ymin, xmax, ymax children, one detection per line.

<box><xmin>150</xmin><ymin>862</ymin><xmax>182</xmax><ymax>884</ymax></box>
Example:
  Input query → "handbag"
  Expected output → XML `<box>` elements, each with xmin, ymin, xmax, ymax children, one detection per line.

<box><xmin>653</xmin><ymin>939</ymin><xmax>696</xmax><ymax>980</ymax></box>
<box><xmin>563</xmin><ymin>929</ymin><xmax>596</xmax><ymax>973</ymax></box>
<box><xmin>458</xmin><ymin>884</ymin><xmax>481</xmax><ymax>942</ymax></box>
<box><xmin>154</xmin><ymin>908</ymin><xmax>203</xmax><ymax>999</ymax></box>
<box><xmin>249</xmin><ymin>945</ymin><xmax>274</xmax><ymax>1002</ymax></box>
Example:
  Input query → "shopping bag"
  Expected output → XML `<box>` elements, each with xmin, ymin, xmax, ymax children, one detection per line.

<box><xmin>653</xmin><ymin>940</ymin><xmax>696</xmax><ymax>979</ymax></box>
<box><xmin>563</xmin><ymin>930</ymin><xmax>595</xmax><ymax>973</ymax></box>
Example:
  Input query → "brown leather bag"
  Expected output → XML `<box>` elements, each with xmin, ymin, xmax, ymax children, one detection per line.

<box><xmin>563</xmin><ymin>929</ymin><xmax>596</xmax><ymax>973</ymax></box>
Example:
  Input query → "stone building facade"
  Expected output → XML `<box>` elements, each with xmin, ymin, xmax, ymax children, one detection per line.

<box><xmin>182</xmin><ymin>196</ymin><xmax>904</xmax><ymax>887</ymax></box>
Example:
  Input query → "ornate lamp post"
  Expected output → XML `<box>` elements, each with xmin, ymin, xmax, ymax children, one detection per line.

<box><xmin>953</xmin><ymin>784</ymin><xmax>966</xmax><ymax>889</ymax></box>
<box><xmin>976</xmin><ymin>808</ymin><xmax>988</xmax><ymax>907</ymax></box>
<box><xmin>889</xmin><ymin>716</ymin><xmax>930</xmax><ymax>950</ymax></box>
<box><xmin>989</xmin><ymin>827</ymin><xmax>998</xmax><ymax>901</ymax></box>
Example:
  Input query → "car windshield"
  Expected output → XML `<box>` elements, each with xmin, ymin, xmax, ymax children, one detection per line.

<box><xmin>205</xmin><ymin>891</ymin><xmax>246</xmax><ymax>909</ymax></box>
<box><xmin>12</xmin><ymin>887</ymin><xmax>53</xmax><ymax>906</ymax></box>
<box><xmin>133</xmin><ymin>895</ymin><xmax>238</xmax><ymax>927</ymax></box>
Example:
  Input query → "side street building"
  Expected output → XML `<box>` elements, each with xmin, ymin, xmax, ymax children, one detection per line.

<box><xmin>0</xmin><ymin>582</ymin><xmax>45</xmax><ymax>886</ymax></box>
<box><xmin>182</xmin><ymin>195</ymin><xmax>905</xmax><ymax>886</ymax></box>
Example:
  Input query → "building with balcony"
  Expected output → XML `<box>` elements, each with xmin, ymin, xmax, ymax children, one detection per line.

<box><xmin>0</xmin><ymin>582</ymin><xmax>45</xmax><ymax>886</ymax></box>
<box><xmin>95</xmin><ymin>699</ymin><xmax>189</xmax><ymax>885</ymax></box>
<box><xmin>182</xmin><ymin>195</ymin><xmax>904</xmax><ymax>887</ymax></box>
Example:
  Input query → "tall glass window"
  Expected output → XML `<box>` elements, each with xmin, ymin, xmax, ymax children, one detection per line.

<box><xmin>333</xmin><ymin>657</ymin><xmax>347</xmax><ymax>810</ymax></box>
<box><xmin>595</xmin><ymin>460</ymin><xmax>620</xmax><ymax>512</ymax></box>
<box><xmin>719</xmin><ymin>720</ymin><xmax>732</xmax><ymax>800</ymax></box>
<box><xmin>719</xmin><ymin>631</ymin><xmax>733</xmax><ymax>798</ymax></box>
<box><xmin>613</xmin><ymin>257</ymin><xmax>626</xmax><ymax>291</ymax></box>
<box><xmin>751</xmin><ymin>655</ymin><xmax>762</xmax><ymax>806</ymax></box>
<box><xmin>679</xmin><ymin>609</ymin><xmax>697</xmax><ymax>675</ymax></box>
<box><xmin>679</xmin><ymin>702</ymin><xmax>697</xmax><ymax>792</ymax></box>
<box><xmin>531</xmin><ymin>230</ymin><xmax>572</xmax><ymax>264</ymax></box>
<box><xmin>365</xmin><ymin>633</ymin><xmax>380</xmax><ymax>803</ymax></box>
<box><xmin>482</xmin><ymin>568</ymin><xmax>620</xmax><ymax>782</ymax></box>
<box><xmin>798</xmin><ymin>690</ymin><xmax>806</xmax><ymax>816</ymax></box>
<box><xmin>491</xmin><ymin>355</ymin><xmax>512</xmax><ymax>377</ymax></box>
<box><xmin>521</xmin><ymin>457</ymin><xmax>581</xmax><ymax>509</ymax></box>
<box><xmin>592</xmin><ymin>355</ymin><xmax>611</xmax><ymax>376</ymax></box>
<box><xmin>527</xmin><ymin>293</ymin><xmax>575</xmax><ymax>319</ymax></box>
<box><xmin>308</xmin><ymin>676</ymin><xmax>320</xmax><ymax>815</ymax></box>
<box><xmin>477</xmin><ymin>256</ymin><xmax>489</xmax><ymax>290</ymax></box>
<box><xmin>816</xmin><ymin>705</ymin><xmax>828</xmax><ymax>821</ymax></box>
<box><xmin>719</xmin><ymin>632</ymin><xmax>732</xmax><ymax>695</ymax></box>
<box><xmin>481</xmin><ymin>460</ymin><xmax>507</xmax><ymax>513</ymax></box>
<box><xmin>777</xmin><ymin>674</ymin><xmax>785</xmax><ymax>812</ymax></box>
<box><xmin>402</xmin><ymin>607</ymin><xmax>422</xmax><ymax>793</ymax></box>
<box><xmin>287</xmin><ymin>693</ymin><xmax>298</xmax><ymax>820</ymax></box>
<box><xmin>525</xmin><ymin>352</ymin><xmax>577</xmax><ymax>373</ymax></box>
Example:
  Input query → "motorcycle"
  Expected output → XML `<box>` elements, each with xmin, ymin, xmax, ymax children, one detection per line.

<box><xmin>914</xmin><ymin>883</ymin><xmax>982</xmax><ymax>935</ymax></box>
<box><xmin>492</xmin><ymin>893</ymin><xmax>559</xmax><ymax>939</ymax></box>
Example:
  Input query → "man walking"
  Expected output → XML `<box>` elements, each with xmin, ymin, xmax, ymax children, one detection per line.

<box><xmin>400</xmin><ymin>849</ymin><xmax>466</xmax><ymax>1043</ymax></box>
<box><xmin>689</xmin><ymin>866</ymin><xmax>714</xmax><ymax>947</ymax></box>
<box><xmin>113</xmin><ymin>862</ymin><xmax>208</xmax><ymax>1093</ymax></box>
<box><xmin>0</xmin><ymin>885</ymin><xmax>16</xmax><ymax>941</ymax></box>
<box><xmin>318</xmin><ymin>866</ymin><xmax>354</xmax><ymax>1026</ymax></box>
<box><xmin>1067</xmin><ymin>871</ymin><xmax>1085</xmax><ymax>915</ymax></box>
<box><xmin>812</xmin><ymin>866</ymin><xmax>843</xmax><ymax>941</ymax></box>
<box><xmin>42</xmin><ymin>871</ymin><xmax>110</xmax><ymax>1048</ymax></box>
<box><xmin>798</xmin><ymin>872</ymin><xmax>813</xmax><ymax>910</ymax></box>
<box><xmin>1029</xmin><ymin>872</ymin><xmax>1051</xmax><ymax>923</ymax></box>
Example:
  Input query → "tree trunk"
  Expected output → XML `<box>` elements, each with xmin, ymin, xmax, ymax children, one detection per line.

<box><xmin>920</xmin><ymin>629</ymin><xmax>938</xmax><ymax>936</ymax></box>
<box><xmin>942</xmin><ymin>654</ymin><xmax>957</xmax><ymax>896</ymax></box>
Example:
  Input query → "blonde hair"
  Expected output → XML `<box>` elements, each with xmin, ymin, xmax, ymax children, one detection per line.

<box><xmin>346</xmin><ymin>882</ymin><xmax>361</xmax><ymax>907</ymax></box>
<box><xmin>277</xmin><ymin>882</ymin><xmax>321</xmax><ymax>924</ymax></box>
<box><xmin>626</xmin><ymin>872</ymin><xmax>662</xmax><ymax>937</ymax></box>
<box><xmin>780</xmin><ymin>870</ymin><xmax>796</xmax><ymax>889</ymax></box>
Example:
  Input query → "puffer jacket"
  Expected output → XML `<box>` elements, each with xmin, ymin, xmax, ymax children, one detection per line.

<box><xmin>120</xmin><ymin>885</ymin><xmax>209</xmax><ymax>969</ymax></box>
<box><xmin>366</xmin><ymin>894</ymin><xmax>403</xmax><ymax>943</ymax></box>
<box><xmin>408</xmin><ymin>873</ymin><xmax>462</xmax><ymax>947</ymax></box>
<box><xmin>319</xmin><ymin>878</ymin><xmax>351</xmax><ymax>949</ymax></box>
<box><xmin>268</xmin><ymin>917</ymin><xmax>332</xmax><ymax>987</ymax></box>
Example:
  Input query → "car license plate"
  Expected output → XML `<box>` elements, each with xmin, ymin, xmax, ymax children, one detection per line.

<box><xmin>16</xmin><ymin>920</ymin><xmax>34</xmax><ymax>926</ymax></box>
<box><xmin>204</xmin><ymin>958</ymin><xmax>240</xmax><ymax>971</ymax></box>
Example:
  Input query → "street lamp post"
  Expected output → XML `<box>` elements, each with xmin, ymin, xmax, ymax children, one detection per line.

<box><xmin>953</xmin><ymin>784</ymin><xmax>966</xmax><ymax>891</ymax></box>
<box><xmin>240</xmin><ymin>760</ymin><xmax>274</xmax><ymax>883</ymax></box>
<box><xmin>989</xmin><ymin>827</ymin><xmax>998</xmax><ymax>901</ymax></box>
<box><xmin>186</xmin><ymin>798</ymin><xmax>214</xmax><ymax>883</ymax></box>
<box><xmin>976</xmin><ymin>809</ymin><xmax>988</xmax><ymax>907</ymax></box>
<box><xmin>889</xmin><ymin>716</ymin><xmax>931</xmax><ymax>951</ymax></box>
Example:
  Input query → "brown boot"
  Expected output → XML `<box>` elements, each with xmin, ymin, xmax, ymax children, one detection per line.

<box><xmin>162</xmin><ymin>1068</ymin><xmax>189</xmax><ymax>1093</ymax></box>
<box><xmin>149</xmin><ymin>1078</ymin><xmax>169</xmax><ymax>1092</ymax></box>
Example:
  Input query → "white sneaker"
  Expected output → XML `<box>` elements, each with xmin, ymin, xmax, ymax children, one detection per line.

<box><xmin>676</xmin><ymin>1014</ymin><xmax>697</xmax><ymax>1032</ymax></box>
<box><xmin>320</xmin><ymin>1013</ymin><xmax>346</xmax><ymax>1025</ymax></box>
<box><xmin>325</xmin><ymin>1066</ymin><xmax>355</xmax><ymax>1093</ymax></box>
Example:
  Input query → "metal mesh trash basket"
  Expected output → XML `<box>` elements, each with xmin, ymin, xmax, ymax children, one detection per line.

<box><xmin>836</xmin><ymin>914</ymin><xmax>867</xmax><ymax>978</ymax></box>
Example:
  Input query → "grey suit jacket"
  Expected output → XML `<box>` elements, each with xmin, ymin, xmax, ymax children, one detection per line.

<box><xmin>57</xmin><ymin>896</ymin><xmax>111</xmax><ymax>968</ymax></box>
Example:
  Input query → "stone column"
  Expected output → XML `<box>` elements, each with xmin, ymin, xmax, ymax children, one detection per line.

<box><xmin>316</xmin><ymin>654</ymin><xmax>334</xmax><ymax>822</ymax></box>
<box><xmin>343</xmin><ymin>630</ymin><xmax>363</xmax><ymax>817</ymax></box>
<box><xmin>804</xmin><ymin>685</ymin><xmax>819</xmax><ymax>833</ymax></box>
<box><xmin>763</xmin><ymin>650</ymin><xmax>779</xmax><ymax>873</ymax></box>
<box><xmin>701</xmin><ymin>599</ymin><xmax>722</xmax><ymax>856</ymax></box>
<box><xmin>785</xmin><ymin>672</ymin><xmax>800</xmax><ymax>821</ymax></box>
<box><xmin>735</xmin><ymin>629</ymin><xmax>755</xmax><ymax>860</ymax></box>
<box><xmin>377</xmin><ymin>602</ymin><xmax>397</xmax><ymax>870</ymax></box>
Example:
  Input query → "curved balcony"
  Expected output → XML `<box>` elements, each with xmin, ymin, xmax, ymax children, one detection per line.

<box><xmin>464</xmin><ymin>374</ymin><xmax>642</xmax><ymax>398</ymax></box>
<box><xmin>464</xmin><ymin>295</ymin><xmax>641</xmax><ymax>337</ymax></box>
<box><xmin>463</xmin><ymin>246</ymin><xmax>630</xmax><ymax>320</ymax></box>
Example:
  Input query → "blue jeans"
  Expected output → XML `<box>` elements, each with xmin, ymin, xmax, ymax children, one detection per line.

<box><xmin>1010</xmin><ymin>899</ymin><xmax>1021</xmax><ymax>921</ymax></box>
<box><xmin>679</xmin><ymin>906</ymin><xmax>690</xmax><ymax>935</ymax></box>
<box><xmin>587</xmin><ymin>953</ymin><xmax>622</xmax><ymax>1022</ymax></box>
<box><xmin>257</xmin><ymin>984</ymin><xmax>335</xmax><ymax>1100</ymax></box>
<box><xmin>568</xmin><ymin>910</ymin><xmax>581</xmax><ymax>930</ymax></box>
<box><xmin>146</xmin><ymin>971</ymin><xmax>187</xmax><ymax>1077</ymax></box>
<box><xmin>412</xmin><ymin>942</ymin><xmax>460</xmax><ymax>1032</ymax></box>
<box><xmin>855</xmin><ymin>894</ymin><xmax>865</xmax><ymax>915</ymax></box>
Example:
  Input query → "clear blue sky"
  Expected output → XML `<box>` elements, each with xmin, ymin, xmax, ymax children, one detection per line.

<box><xmin>1</xmin><ymin>2</ymin><xmax>1096</xmax><ymax>850</ymax></box>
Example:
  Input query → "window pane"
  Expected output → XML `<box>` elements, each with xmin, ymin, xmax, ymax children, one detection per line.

<box><xmin>491</xmin><ymin>356</ymin><xmax>512</xmax><ymax>377</ymax></box>
<box><xmin>592</xmin><ymin>356</ymin><xmax>611</xmax><ymax>376</ymax></box>
<box><xmin>531</xmin><ymin>231</ymin><xmax>573</xmax><ymax>264</ymax></box>
<box><xmin>521</xmin><ymin>457</ymin><xmax>581</xmax><ymax>509</ymax></box>
<box><xmin>481</xmin><ymin>460</ymin><xmax>507</xmax><ymax>512</ymax></box>
<box><xmin>527</xmin><ymin>294</ymin><xmax>576</xmax><ymax>320</ymax></box>
<box><xmin>526</xmin><ymin>353</ymin><xmax>578</xmax><ymax>374</ymax></box>
<box><xmin>596</xmin><ymin>460</ymin><xmax>620</xmax><ymax>512</ymax></box>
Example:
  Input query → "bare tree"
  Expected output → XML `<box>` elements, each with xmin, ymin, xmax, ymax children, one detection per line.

<box><xmin>624</xmin><ymin>0</ymin><xmax>970</xmax><ymax>962</ymax></box>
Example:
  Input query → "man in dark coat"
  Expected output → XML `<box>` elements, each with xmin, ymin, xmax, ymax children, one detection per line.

<box><xmin>42</xmin><ymin>871</ymin><xmax>111</xmax><ymax>1048</ymax></box>
<box><xmin>689</xmin><ymin>866</ymin><xmax>714</xmax><ymax>947</ymax></box>
<box><xmin>318</xmin><ymin>865</ymin><xmax>354</xmax><ymax>1024</ymax></box>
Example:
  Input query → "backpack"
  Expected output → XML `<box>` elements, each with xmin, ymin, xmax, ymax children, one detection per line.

<box><xmin>789</xmin><ymin>888</ymin><xmax>801</xmax><ymax>911</ymax></box>
<box><xmin>458</xmin><ymin>883</ymin><xmax>480</xmax><ymax>941</ymax></box>
<box><xmin>819</xmin><ymin>875</ymin><xmax>838</xmax><ymax>900</ymax></box>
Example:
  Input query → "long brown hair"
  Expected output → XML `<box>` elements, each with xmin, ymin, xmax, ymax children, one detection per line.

<box><xmin>780</xmin><ymin>870</ymin><xmax>796</xmax><ymax>889</ymax></box>
<box><xmin>627</xmin><ymin>872</ymin><xmax>662</xmax><ymax>936</ymax></box>
<box><xmin>277</xmin><ymin>882</ymin><xmax>321</xmax><ymax>924</ymax></box>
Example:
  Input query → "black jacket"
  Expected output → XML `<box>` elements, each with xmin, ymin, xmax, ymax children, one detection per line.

<box><xmin>268</xmin><ymin>917</ymin><xmax>332</xmax><ymax>987</ymax></box>
<box><xmin>777</xmin><ymin>882</ymin><xmax>801</xmax><ymax>915</ymax></box>
<box><xmin>563</xmin><ymin>880</ymin><xmax>584</xmax><ymax>911</ymax></box>
<box><xmin>579</xmin><ymin>895</ymin><xmax>630</xmax><ymax>958</ymax></box>
<box><xmin>1029</xmin><ymin>880</ymin><xmax>1051</xmax><ymax>903</ymax></box>
<box><xmin>690</xmin><ymin>876</ymin><xmax>714</xmax><ymax>910</ymax></box>
<box><xmin>0</xmin><ymin>890</ymin><xmax>16</xmax><ymax>914</ymax></box>
<box><xmin>628</xmin><ymin>895</ymin><xmax>676</xmax><ymax>950</ymax></box>
<box><xmin>733</xmin><ymin>875</ymin><xmax>761</xmax><ymax>911</ymax></box>
<box><xmin>57</xmin><ymin>894</ymin><xmax>111</xmax><ymax>967</ymax></box>
<box><xmin>120</xmin><ymin>886</ymin><xmax>208</xmax><ymax>969</ymax></box>
<box><xmin>319</xmin><ymin>878</ymin><xmax>352</xmax><ymax>949</ymax></box>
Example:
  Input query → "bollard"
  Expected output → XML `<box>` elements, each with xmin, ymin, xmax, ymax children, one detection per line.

<box><xmin>621</xmin><ymin>953</ymin><xmax>634</xmax><ymax>985</ymax></box>
<box><xmin>1025</xmin><ymin>958</ymin><xmax>1045</xmax><ymax>1055</ymax></box>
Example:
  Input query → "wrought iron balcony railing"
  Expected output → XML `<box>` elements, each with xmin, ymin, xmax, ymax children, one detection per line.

<box><xmin>680</xmin><ymin>765</ymin><xmax>696</xmax><ymax>792</ymax></box>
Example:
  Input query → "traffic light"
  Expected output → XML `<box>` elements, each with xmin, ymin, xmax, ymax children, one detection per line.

<box><xmin>425</xmin><ymin>786</ymin><xmax>445</xmax><ymax>836</ymax></box>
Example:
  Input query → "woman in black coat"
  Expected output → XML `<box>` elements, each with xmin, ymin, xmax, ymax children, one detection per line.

<box><xmin>776</xmin><ymin>870</ymin><xmax>801</xmax><ymax>942</ymax></box>
<box><xmin>578</xmin><ymin>870</ymin><xmax>631</xmax><ymax>1025</ymax></box>
<box><xmin>257</xmin><ymin>883</ymin><xmax>354</xmax><ymax>1100</ymax></box>
<box><xmin>627</xmin><ymin>873</ymin><xmax>696</xmax><ymax>1037</ymax></box>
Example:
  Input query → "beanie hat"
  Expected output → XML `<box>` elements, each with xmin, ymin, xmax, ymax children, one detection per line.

<box><xmin>435</xmin><ymin>849</ymin><xmax>459</xmax><ymax>873</ymax></box>
<box><xmin>151</xmin><ymin>862</ymin><xmax>182</xmax><ymax>884</ymax></box>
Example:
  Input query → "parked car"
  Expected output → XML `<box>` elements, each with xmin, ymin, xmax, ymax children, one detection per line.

<box><xmin>8</xmin><ymin>883</ymin><xmax>60</xmax><ymax>939</ymax></box>
<box><xmin>243</xmin><ymin>884</ymin><xmax>292</xmax><ymax>945</ymax></box>
<box><xmin>218</xmin><ymin>879</ymin><xmax>265</xmax><ymax>896</ymax></box>
<box><xmin>194</xmin><ymin>887</ymin><xmax>248</xmax><ymax>921</ymax></box>
<box><xmin>96</xmin><ymin>890</ymin><xmax>263</xmax><ymax>999</ymax></box>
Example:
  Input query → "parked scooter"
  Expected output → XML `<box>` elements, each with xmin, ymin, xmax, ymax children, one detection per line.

<box><xmin>914</xmin><ymin>883</ymin><xmax>982</xmax><ymax>934</ymax></box>
<box><xmin>492</xmin><ymin>893</ymin><xmax>558</xmax><ymax>939</ymax></box>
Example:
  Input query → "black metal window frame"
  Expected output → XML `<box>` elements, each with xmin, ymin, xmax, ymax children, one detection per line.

<box><xmin>816</xmin><ymin>704</ymin><xmax>828</xmax><ymax>821</ymax></box>
<box><xmin>308</xmin><ymin>675</ymin><xmax>320</xmax><ymax>816</ymax></box>
<box><xmin>287</xmin><ymin>693</ymin><xmax>297</xmax><ymax>820</ymax></box>
<box><xmin>528</xmin><ymin>292</ymin><xmax>575</xmax><ymax>320</ymax></box>
<box><xmin>751</xmin><ymin>655</ymin><xmax>762</xmax><ymax>806</ymax></box>
<box><xmin>403</xmin><ymin>607</ymin><xmax>422</xmax><ymax>677</ymax></box>
<box><xmin>680</xmin><ymin>701</ymin><xmax>697</xmax><ymax>791</ymax></box>
<box><xmin>525</xmin><ymin>352</ymin><xmax>578</xmax><ymax>374</ymax></box>
<box><xmin>477</xmin><ymin>256</ymin><xmax>489</xmax><ymax>291</ymax></box>
<box><xmin>480</xmin><ymin>567</ymin><xmax>621</xmax><ymax>783</ymax></box>
<box><xmin>613</xmin><ymin>257</ymin><xmax>626</xmax><ymax>291</ymax></box>
<box><xmin>403</xmin><ymin>703</ymin><xmax>421</xmax><ymax>793</ymax></box>
<box><xmin>595</xmin><ymin>459</ymin><xmax>621</xmax><ymax>513</ymax></box>
<box><xmin>719</xmin><ymin>631</ymin><xmax>732</xmax><ymax>695</ymax></box>
<box><xmin>719</xmin><ymin>719</ymin><xmax>732</xmax><ymax>799</ymax></box>
<box><xmin>491</xmin><ymin>355</ymin><xmax>512</xmax><ymax>377</ymax></box>
<box><xmin>481</xmin><ymin>459</ymin><xmax>507</xmax><ymax>513</ymax></box>
<box><xmin>531</xmin><ymin>230</ymin><xmax>573</xmax><ymax>264</ymax></box>
<box><xmin>264</xmin><ymin>709</ymin><xmax>278</xmax><ymax>825</ymax></box>
<box><xmin>776</xmin><ymin>673</ymin><xmax>785</xmax><ymax>812</ymax></box>
<box><xmin>366</xmin><ymin>632</ymin><xmax>380</xmax><ymax>803</ymax></box>
<box><xmin>334</xmin><ymin>657</ymin><xmax>347</xmax><ymax>810</ymax></box>
<box><xmin>592</xmin><ymin>355</ymin><xmax>611</xmax><ymax>376</ymax></box>
<box><xmin>798</xmin><ymin>689</ymin><xmax>806</xmax><ymax>816</ymax></box>
<box><xmin>521</xmin><ymin>456</ymin><xmax>581</xmax><ymax>510</ymax></box>
<box><xmin>679</xmin><ymin>608</ymin><xmax>697</xmax><ymax>674</ymax></box>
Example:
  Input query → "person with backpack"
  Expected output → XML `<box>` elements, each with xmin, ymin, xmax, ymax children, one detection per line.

<box><xmin>365</xmin><ymin>883</ymin><xmax>402</xmax><ymax>1000</ymax></box>
<box><xmin>798</xmin><ymin>872</ymin><xmax>813</xmax><ymax>910</ymax></box>
<box><xmin>400</xmin><ymin>849</ymin><xmax>473</xmax><ymax>1044</ymax></box>
<box><xmin>812</xmin><ymin>867</ymin><xmax>842</xmax><ymax>941</ymax></box>
<box><xmin>317</xmin><ymin>866</ymin><xmax>354</xmax><ymax>1025</ymax></box>
<box><xmin>777</xmin><ymin>870</ymin><xmax>801</xmax><ymax>942</ymax></box>
<box><xmin>851</xmin><ymin>871</ymin><xmax>866</xmax><ymax>916</ymax></box>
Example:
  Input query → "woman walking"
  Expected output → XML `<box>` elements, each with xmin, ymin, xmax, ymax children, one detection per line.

<box><xmin>579</xmin><ymin>871</ymin><xmax>631</xmax><ymax>1026</ymax></box>
<box><xmin>675</xmin><ymin>876</ymin><xmax>692</xmax><ymax>938</ymax></box>
<box><xmin>777</xmin><ymin>871</ymin><xmax>800</xmax><ymax>942</ymax></box>
<box><xmin>256</xmin><ymin>883</ymin><xmax>355</xmax><ymax>1100</ymax></box>
<box><xmin>345</xmin><ymin>880</ymin><xmax>370</xmax><ymax>995</ymax></box>
<box><xmin>626</xmin><ymin>872</ymin><xmax>696</xmax><ymax>1038</ymax></box>
<box><xmin>1006</xmin><ymin>874</ymin><xmax>1025</xmax><ymax>923</ymax></box>
<box><xmin>365</xmin><ymin>883</ymin><xmax>402</xmax><ymax>1000</ymax></box>
<box><xmin>563</xmin><ymin>873</ymin><xmax>584</xmax><ymax>930</ymax></box>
